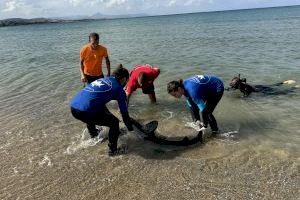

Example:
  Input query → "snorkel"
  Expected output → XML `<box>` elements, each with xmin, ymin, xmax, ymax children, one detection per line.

<box><xmin>230</xmin><ymin>74</ymin><xmax>247</xmax><ymax>89</ymax></box>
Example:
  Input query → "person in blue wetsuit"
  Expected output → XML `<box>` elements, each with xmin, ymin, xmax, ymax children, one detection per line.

<box><xmin>70</xmin><ymin>64</ymin><xmax>133</xmax><ymax>156</ymax></box>
<box><xmin>167</xmin><ymin>75</ymin><xmax>224</xmax><ymax>134</ymax></box>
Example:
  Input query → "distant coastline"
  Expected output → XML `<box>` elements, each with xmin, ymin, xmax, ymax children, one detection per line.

<box><xmin>0</xmin><ymin>13</ymin><xmax>147</xmax><ymax>27</ymax></box>
<box><xmin>0</xmin><ymin>18</ymin><xmax>97</xmax><ymax>27</ymax></box>
<box><xmin>0</xmin><ymin>4</ymin><xmax>299</xmax><ymax>28</ymax></box>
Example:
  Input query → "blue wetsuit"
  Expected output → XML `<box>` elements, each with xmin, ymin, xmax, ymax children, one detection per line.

<box><xmin>70</xmin><ymin>77</ymin><xmax>127</xmax><ymax>113</ymax></box>
<box><xmin>183</xmin><ymin>75</ymin><xmax>224</xmax><ymax>132</ymax></box>
<box><xmin>70</xmin><ymin>77</ymin><xmax>132</xmax><ymax>151</ymax></box>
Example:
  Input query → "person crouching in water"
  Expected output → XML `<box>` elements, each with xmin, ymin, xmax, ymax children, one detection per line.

<box><xmin>126</xmin><ymin>64</ymin><xmax>160</xmax><ymax>105</ymax></box>
<box><xmin>229</xmin><ymin>74</ymin><xmax>297</xmax><ymax>97</ymax></box>
<box><xmin>70</xmin><ymin>64</ymin><xmax>133</xmax><ymax>156</ymax></box>
<box><xmin>167</xmin><ymin>75</ymin><xmax>224</xmax><ymax>134</ymax></box>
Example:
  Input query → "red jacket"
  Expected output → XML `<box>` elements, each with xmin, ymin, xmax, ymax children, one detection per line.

<box><xmin>126</xmin><ymin>64</ymin><xmax>160</xmax><ymax>95</ymax></box>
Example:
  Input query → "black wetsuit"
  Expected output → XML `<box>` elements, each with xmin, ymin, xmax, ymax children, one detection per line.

<box><xmin>239</xmin><ymin>82</ymin><xmax>295</xmax><ymax>96</ymax></box>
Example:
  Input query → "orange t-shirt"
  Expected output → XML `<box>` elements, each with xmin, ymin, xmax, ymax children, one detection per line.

<box><xmin>80</xmin><ymin>44</ymin><xmax>108</xmax><ymax>76</ymax></box>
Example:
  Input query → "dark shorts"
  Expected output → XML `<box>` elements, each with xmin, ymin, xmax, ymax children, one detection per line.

<box><xmin>85</xmin><ymin>74</ymin><xmax>104</xmax><ymax>84</ymax></box>
<box><xmin>142</xmin><ymin>84</ymin><xmax>155</xmax><ymax>94</ymax></box>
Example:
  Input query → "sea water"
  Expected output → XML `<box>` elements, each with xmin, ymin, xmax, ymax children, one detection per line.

<box><xmin>0</xmin><ymin>6</ymin><xmax>299</xmax><ymax>199</ymax></box>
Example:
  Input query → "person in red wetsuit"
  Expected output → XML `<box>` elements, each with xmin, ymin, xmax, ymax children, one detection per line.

<box><xmin>126</xmin><ymin>64</ymin><xmax>160</xmax><ymax>105</ymax></box>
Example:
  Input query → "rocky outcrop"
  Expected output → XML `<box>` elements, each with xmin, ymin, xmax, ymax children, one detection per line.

<box><xmin>0</xmin><ymin>13</ymin><xmax>148</xmax><ymax>27</ymax></box>
<box><xmin>0</xmin><ymin>18</ymin><xmax>64</xmax><ymax>27</ymax></box>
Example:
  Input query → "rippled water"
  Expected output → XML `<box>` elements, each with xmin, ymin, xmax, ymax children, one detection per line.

<box><xmin>0</xmin><ymin>6</ymin><xmax>300</xmax><ymax>200</ymax></box>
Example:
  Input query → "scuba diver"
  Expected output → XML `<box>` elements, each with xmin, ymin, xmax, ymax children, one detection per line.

<box><xmin>228</xmin><ymin>74</ymin><xmax>298</xmax><ymax>97</ymax></box>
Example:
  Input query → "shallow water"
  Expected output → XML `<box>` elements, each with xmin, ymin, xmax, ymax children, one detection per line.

<box><xmin>0</xmin><ymin>6</ymin><xmax>300</xmax><ymax>200</ymax></box>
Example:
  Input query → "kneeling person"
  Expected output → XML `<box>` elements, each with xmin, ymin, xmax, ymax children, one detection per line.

<box><xmin>70</xmin><ymin>64</ymin><xmax>133</xmax><ymax>156</ymax></box>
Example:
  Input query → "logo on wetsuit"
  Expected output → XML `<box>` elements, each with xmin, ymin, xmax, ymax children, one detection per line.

<box><xmin>85</xmin><ymin>79</ymin><xmax>113</xmax><ymax>92</ymax></box>
<box><xmin>190</xmin><ymin>75</ymin><xmax>211</xmax><ymax>84</ymax></box>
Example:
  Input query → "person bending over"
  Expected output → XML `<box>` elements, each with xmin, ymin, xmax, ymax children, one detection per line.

<box><xmin>70</xmin><ymin>64</ymin><xmax>133</xmax><ymax>156</ymax></box>
<box><xmin>167</xmin><ymin>75</ymin><xmax>224</xmax><ymax>134</ymax></box>
<box><xmin>126</xmin><ymin>64</ymin><xmax>160</xmax><ymax>105</ymax></box>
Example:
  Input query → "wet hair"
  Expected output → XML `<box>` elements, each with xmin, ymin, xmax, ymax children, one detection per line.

<box><xmin>89</xmin><ymin>32</ymin><xmax>99</xmax><ymax>42</ymax></box>
<box><xmin>230</xmin><ymin>74</ymin><xmax>246</xmax><ymax>89</ymax></box>
<box><xmin>167</xmin><ymin>79</ymin><xmax>183</xmax><ymax>93</ymax></box>
<box><xmin>112</xmin><ymin>64</ymin><xmax>129</xmax><ymax>80</ymax></box>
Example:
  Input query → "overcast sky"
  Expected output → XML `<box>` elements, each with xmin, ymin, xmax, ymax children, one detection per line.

<box><xmin>0</xmin><ymin>0</ymin><xmax>299</xmax><ymax>19</ymax></box>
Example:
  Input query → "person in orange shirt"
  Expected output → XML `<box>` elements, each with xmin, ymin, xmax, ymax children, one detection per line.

<box><xmin>80</xmin><ymin>32</ymin><xmax>111</xmax><ymax>83</ymax></box>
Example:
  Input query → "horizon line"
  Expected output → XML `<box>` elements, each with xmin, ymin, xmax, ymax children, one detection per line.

<box><xmin>1</xmin><ymin>4</ymin><xmax>299</xmax><ymax>21</ymax></box>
